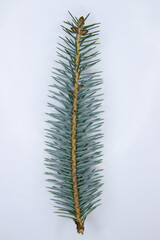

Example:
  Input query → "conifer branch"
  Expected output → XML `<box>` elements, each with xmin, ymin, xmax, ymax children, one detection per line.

<box><xmin>45</xmin><ymin>12</ymin><xmax>103</xmax><ymax>234</ymax></box>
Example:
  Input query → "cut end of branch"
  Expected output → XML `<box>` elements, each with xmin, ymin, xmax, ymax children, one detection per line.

<box><xmin>75</xmin><ymin>221</ymin><xmax>84</xmax><ymax>234</ymax></box>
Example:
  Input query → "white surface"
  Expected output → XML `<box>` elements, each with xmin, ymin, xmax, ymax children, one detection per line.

<box><xmin>0</xmin><ymin>0</ymin><xmax>160</xmax><ymax>239</ymax></box>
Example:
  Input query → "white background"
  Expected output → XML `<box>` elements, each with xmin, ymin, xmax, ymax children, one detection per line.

<box><xmin>0</xmin><ymin>0</ymin><xmax>160</xmax><ymax>239</ymax></box>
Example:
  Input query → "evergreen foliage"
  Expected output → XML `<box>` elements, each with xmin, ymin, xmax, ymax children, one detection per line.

<box><xmin>45</xmin><ymin>11</ymin><xmax>103</xmax><ymax>234</ymax></box>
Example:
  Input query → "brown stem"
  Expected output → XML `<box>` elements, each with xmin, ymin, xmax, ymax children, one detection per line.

<box><xmin>71</xmin><ymin>16</ymin><xmax>88</xmax><ymax>234</ymax></box>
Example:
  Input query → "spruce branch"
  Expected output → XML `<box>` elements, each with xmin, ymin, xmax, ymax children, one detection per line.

<box><xmin>45</xmin><ymin>12</ymin><xmax>103</xmax><ymax>234</ymax></box>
